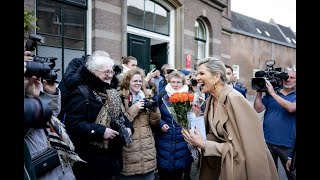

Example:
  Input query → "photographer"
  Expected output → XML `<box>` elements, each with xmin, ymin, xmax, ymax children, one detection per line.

<box><xmin>24</xmin><ymin>50</ymin><xmax>48</xmax><ymax>180</ymax></box>
<box><xmin>119</xmin><ymin>68</ymin><xmax>161</xmax><ymax>179</ymax></box>
<box><xmin>24</xmin><ymin>49</ymin><xmax>86</xmax><ymax>179</ymax></box>
<box><xmin>254</xmin><ymin>68</ymin><xmax>296</xmax><ymax>180</ymax></box>
<box><xmin>61</xmin><ymin>50</ymin><xmax>133</xmax><ymax>180</ymax></box>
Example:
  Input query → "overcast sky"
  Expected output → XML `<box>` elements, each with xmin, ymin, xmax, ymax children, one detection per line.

<box><xmin>231</xmin><ymin>0</ymin><xmax>296</xmax><ymax>32</ymax></box>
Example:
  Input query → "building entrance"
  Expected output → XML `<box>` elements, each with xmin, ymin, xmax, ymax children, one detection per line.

<box><xmin>127</xmin><ymin>33</ymin><xmax>168</xmax><ymax>73</ymax></box>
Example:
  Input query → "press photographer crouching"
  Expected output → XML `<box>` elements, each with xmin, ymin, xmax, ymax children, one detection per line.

<box><xmin>24</xmin><ymin>35</ymin><xmax>83</xmax><ymax>180</ymax></box>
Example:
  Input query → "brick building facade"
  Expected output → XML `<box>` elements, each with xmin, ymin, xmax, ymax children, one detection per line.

<box><xmin>24</xmin><ymin>0</ymin><xmax>295</xmax><ymax>97</ymax></box>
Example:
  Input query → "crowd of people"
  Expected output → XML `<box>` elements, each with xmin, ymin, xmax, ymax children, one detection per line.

<box><xmin>24</xmin><ymin>48</ymin><xmax>296</xmax><ymax>180</ymax></box>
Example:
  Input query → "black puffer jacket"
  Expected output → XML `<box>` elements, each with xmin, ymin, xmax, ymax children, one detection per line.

<box><xmin>58</xmin><ymin>55</ymin><xmax>88</xmax><ymax>105</ymax></box>
<box><xmin>63</xmin><ymin>66</ymin><xmax>132</xmax><ymax>179</ymax></box>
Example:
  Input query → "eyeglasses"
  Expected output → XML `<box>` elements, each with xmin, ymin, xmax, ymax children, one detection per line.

<box><xmin>95</xmin><ymin>69</ymin><xmax>115</xmax><ymax>75</ymax></box>
<box><xmin>170</xmin><ymin>81</ymin><xmax>182</xmax><ymax>85</ymax></box>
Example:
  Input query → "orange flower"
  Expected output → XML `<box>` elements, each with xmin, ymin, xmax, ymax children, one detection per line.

<box><xmin>168</xmin><ymin>92</ymin><xmax>194</xmax><ymax>129</ymax></box>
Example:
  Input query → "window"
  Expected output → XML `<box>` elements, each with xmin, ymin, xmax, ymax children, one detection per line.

<box><xmin>264</xmin><ymin>30</ymin><xmax>270</xmax><ymax>37</ymax></box>
<box><xmin>127</xmin><ymin>0</ymin><xmax>169</xmax><ymax>35</ymax></box>
<box><xmin>36</xmin><ymin>0</ymin><xmax>87</xmax><ymax>80</ymax></box>
<box><xmin>194</xmin><ymin>20</ymin><xmax>207</xmax><ymax>69</ymax></box>
<box><xmin>256</xmin><ymin>28</ymin><xmax>262</xmax><ymax>34</ymax></box>
<box><xmin>286</xmin><ymin>37</ymin><xmax>292</xmax><ymax>43</ymax></box>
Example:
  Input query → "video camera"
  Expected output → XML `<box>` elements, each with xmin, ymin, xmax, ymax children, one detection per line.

<box><xmin>110</xmin><ymin>114</ymin><xmax>133</xmax><ymax>147</ymax></box>
<box><xmin>24</xmin><ymin>34</ymin><xmax>60</xmax><ymax>83</ymax></box>
<box><xmin>251</xmin><ymin>60</ymin><xmax>289</xmax><ymax>92</ymax></box>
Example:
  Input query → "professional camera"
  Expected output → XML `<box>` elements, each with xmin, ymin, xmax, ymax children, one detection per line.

<box><xmin>191</xmin><ymin>79</ymin><xmax>198</xmax><ymax>87</ymax></box>
<box><xmin>143</xmin><ymin>98</ymin><xmax>158</xmax><ymax>111</ymax></box>
<box><xmin>251</xmin><ymin>60</ymin><xmax>289</xmax><ymax>92</ymax></box>
<box><xmin>113</xmin><ymin>64</ymin><xmax>123</xmax><ymax>76</ymax></box>
<box><xmin>25</xmin><ymin>34</ymin><xmax>60</xmax><ymax>83</ymax></box>
<box><xmin>24</xmin><ymin>96</ymin><xmax>53</xmax><ymax>129</ymax></box>
<box><xmin>110</xmin><ymin>114</ymin><xmax>133</xmax><ymax>147</ymax></box>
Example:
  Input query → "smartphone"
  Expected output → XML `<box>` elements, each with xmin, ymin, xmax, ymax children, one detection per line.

<box><xmin>149</xmin><ymin>64</ymin><xmax>156</xmax><ymax>73</ymax></box>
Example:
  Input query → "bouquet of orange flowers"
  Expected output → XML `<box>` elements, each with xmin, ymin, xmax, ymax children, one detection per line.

<box><xmin>167</xmin><ymin>92</ymin><xmax>194</xmax><ymax>129</ymax></box>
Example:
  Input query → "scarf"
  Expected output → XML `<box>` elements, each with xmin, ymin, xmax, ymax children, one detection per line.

<box><xmin>132</xmin><ymin>90</ymin><xmax>146</xmax><ymax>104</ymax></box>
<box><xmin>165</xmin><ymin>83</ymin><xmax>189</xmax><ymax>97</ymax></box>
<box><xmin>92</xmin><ymin>89</ymin><xmax>123</xmax><ymax>149</ymax></box>
<box><xmin>46</xmin><ymin>116</ymin><xmax>85</xmax><ymax>168</ymax></box>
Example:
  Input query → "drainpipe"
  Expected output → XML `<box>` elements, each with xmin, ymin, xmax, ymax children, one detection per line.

<box><xmin>121</xmin><ymin>0</ymin><xmax>127</xmax><ymax>58</ymax></box>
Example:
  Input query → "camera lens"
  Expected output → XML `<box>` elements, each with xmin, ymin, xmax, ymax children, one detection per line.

<box><xmin>24</xmin><ymin>96</ymin><xmax>52</xmax><ymax>128</ymax></box>
<box><xmin>251</xmin><ymin>77</ymin><xmax>266</xmax><ymax>91</ymax></box>
<box><xmin>25</xmin><ymin>61</ymin><xmax>52</xmax><ymax>78</ymax></box>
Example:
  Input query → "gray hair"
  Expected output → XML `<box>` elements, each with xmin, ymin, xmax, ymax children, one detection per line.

<box><xmin>197</xmin><ymin>57</ymin><xmax>228</xmax><ymax>83</ymax></box>
<box><xmin>167</xmin><ymin>70</ymin><xmax>187</xmax><ymax>85</ymax></box>
<box><xmin>85</xmin><ymin>50</ymin><xmax>114</xmax><ymax>71</ymax></box>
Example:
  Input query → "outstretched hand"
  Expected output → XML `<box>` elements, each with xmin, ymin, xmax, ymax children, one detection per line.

<box><xmin>182</xmin><ymin>127</ymin><xmax>206</xmax><ymax>150</ymax></box>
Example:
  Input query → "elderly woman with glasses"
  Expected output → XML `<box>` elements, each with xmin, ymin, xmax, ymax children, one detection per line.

<box><xmin>62</xmin><ymin>50</ymin><xmax>134</xmax><ymax>180</ymax></box>
<box><xmin>154</xmin><ymin>70</ymin><xmax>193</xmax><ymax>180</ymax></box>
<box><xmin>118</xmin><ymin>67</ymin><xmax>161</xmax><ymax>180</ymax></box>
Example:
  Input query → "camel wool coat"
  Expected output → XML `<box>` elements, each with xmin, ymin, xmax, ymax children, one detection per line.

<box><xmin>199</xmin><ymin>85</ymin><xmax>278</xmax><ymax>180</ymax></box>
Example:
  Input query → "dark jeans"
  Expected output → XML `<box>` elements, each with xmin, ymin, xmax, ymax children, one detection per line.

<box><xmin>267</xmin><ymin>143</ymin><xmax>296</xmax><ymax>180</ymax></box>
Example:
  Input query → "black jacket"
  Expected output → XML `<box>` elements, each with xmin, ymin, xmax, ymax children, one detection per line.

<box><xmin>63</xmin><ymin>66</ymin><xmax>133</xmax><ymax>179</ymax></box>
<box><xmin>58</xmin><ymin>55</ymin><xmax>88</xmax><ymax>110</ymax></box>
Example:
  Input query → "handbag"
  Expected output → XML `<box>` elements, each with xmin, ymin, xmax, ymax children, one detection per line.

<box><xmin>32</xmin><ymin>147</ymin><xmax>60</xmax><ymax>177</ymax></box>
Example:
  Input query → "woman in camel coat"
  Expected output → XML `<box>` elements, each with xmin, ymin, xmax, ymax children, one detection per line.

<box><xmin>182</xmin><ymin>57</ymin><xmax>279</xmax><ymax>180</ymax></box>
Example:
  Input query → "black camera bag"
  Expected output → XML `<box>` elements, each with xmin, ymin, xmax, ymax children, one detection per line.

<box><xmin>32</xmin><ymin>148</ymin><xmax>60</xmax><ymax>177</ymax></box>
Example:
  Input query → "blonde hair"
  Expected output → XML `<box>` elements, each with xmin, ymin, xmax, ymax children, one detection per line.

<box><xmin>197</xmin><ymin>57</ymin><xmax>228</xmax><ymax>83</ymax></box>
<box><xmin>122</xmin><ymin>56</ymin><xmax>137</xmax><ymax>65</ymax></box>
<box><xmin>120</xmin><ymin>67</ymin><xmax>148</xmax><ymax>95</ymax></box>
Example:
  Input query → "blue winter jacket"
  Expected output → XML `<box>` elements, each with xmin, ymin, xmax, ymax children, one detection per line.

<box><xmin>154</xmin><ymin>92</ymin><xmax>193</xmax><ymax>171</ymax></box>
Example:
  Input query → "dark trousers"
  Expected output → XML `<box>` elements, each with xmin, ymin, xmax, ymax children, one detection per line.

<box><xmin>158</xmin><ymin>168</ymin><xmax>183</xmax><ymax>180</ymax></box>
<box><xmin>267</xmin><ymin>143</ymin><xmax>296</xmax><ymax>180</ymax></box>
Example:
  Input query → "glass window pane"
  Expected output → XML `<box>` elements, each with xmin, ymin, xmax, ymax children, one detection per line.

<box><xmin>198</xmin><ymin>21</ymin><xmax>206</xmax><ymax>40</ymax></box>
<box><xmin>64</xmin><ymin>0</ymin><xmax>86</xmax><ymax>6</ymax></box>
<box><xmin>144</xmin><ymin>0</ymin><xmax>154</xmax><ymax>31</ymax></box>
<box><xmin>40</xmin><ymin>34</ymin><xmax>62</xmax><ymax>47</ymax></box>
<box><xmin>198</xmin><ymin>41</ymin><xmax>205</xmax><ymax>59</ymax></box>
<box><xmin>63</xmin><ymin>5</ymin><xmax>85</xmax><ymax>40</ymax></box>
<box><xmin>154</xmin><ymin>4</ymin><xmax>169</xmax><ymax>35</ymax></box>
<box><xmin>128</xmin><ymin>0</ymin><xmax>144</xmax><ymax>28</ymax></box>
<box><xmin>194</xmin><ymin>20</ymin><xmax>206</xmax><ymax>63</ymax></box>
<box><xmin>64</xmin><ymin>38</ymin><xmax>85</xmax><ymax>50</ymax></box>
<box><xmin>37</xmin><ymin>0</ymin><xmax>61</xmax><ymax>36</ymax></box>
<box><xmin>64</xmin><ymin>49</ymin><xmax>85</xmax><ymax>72</ymax></box>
